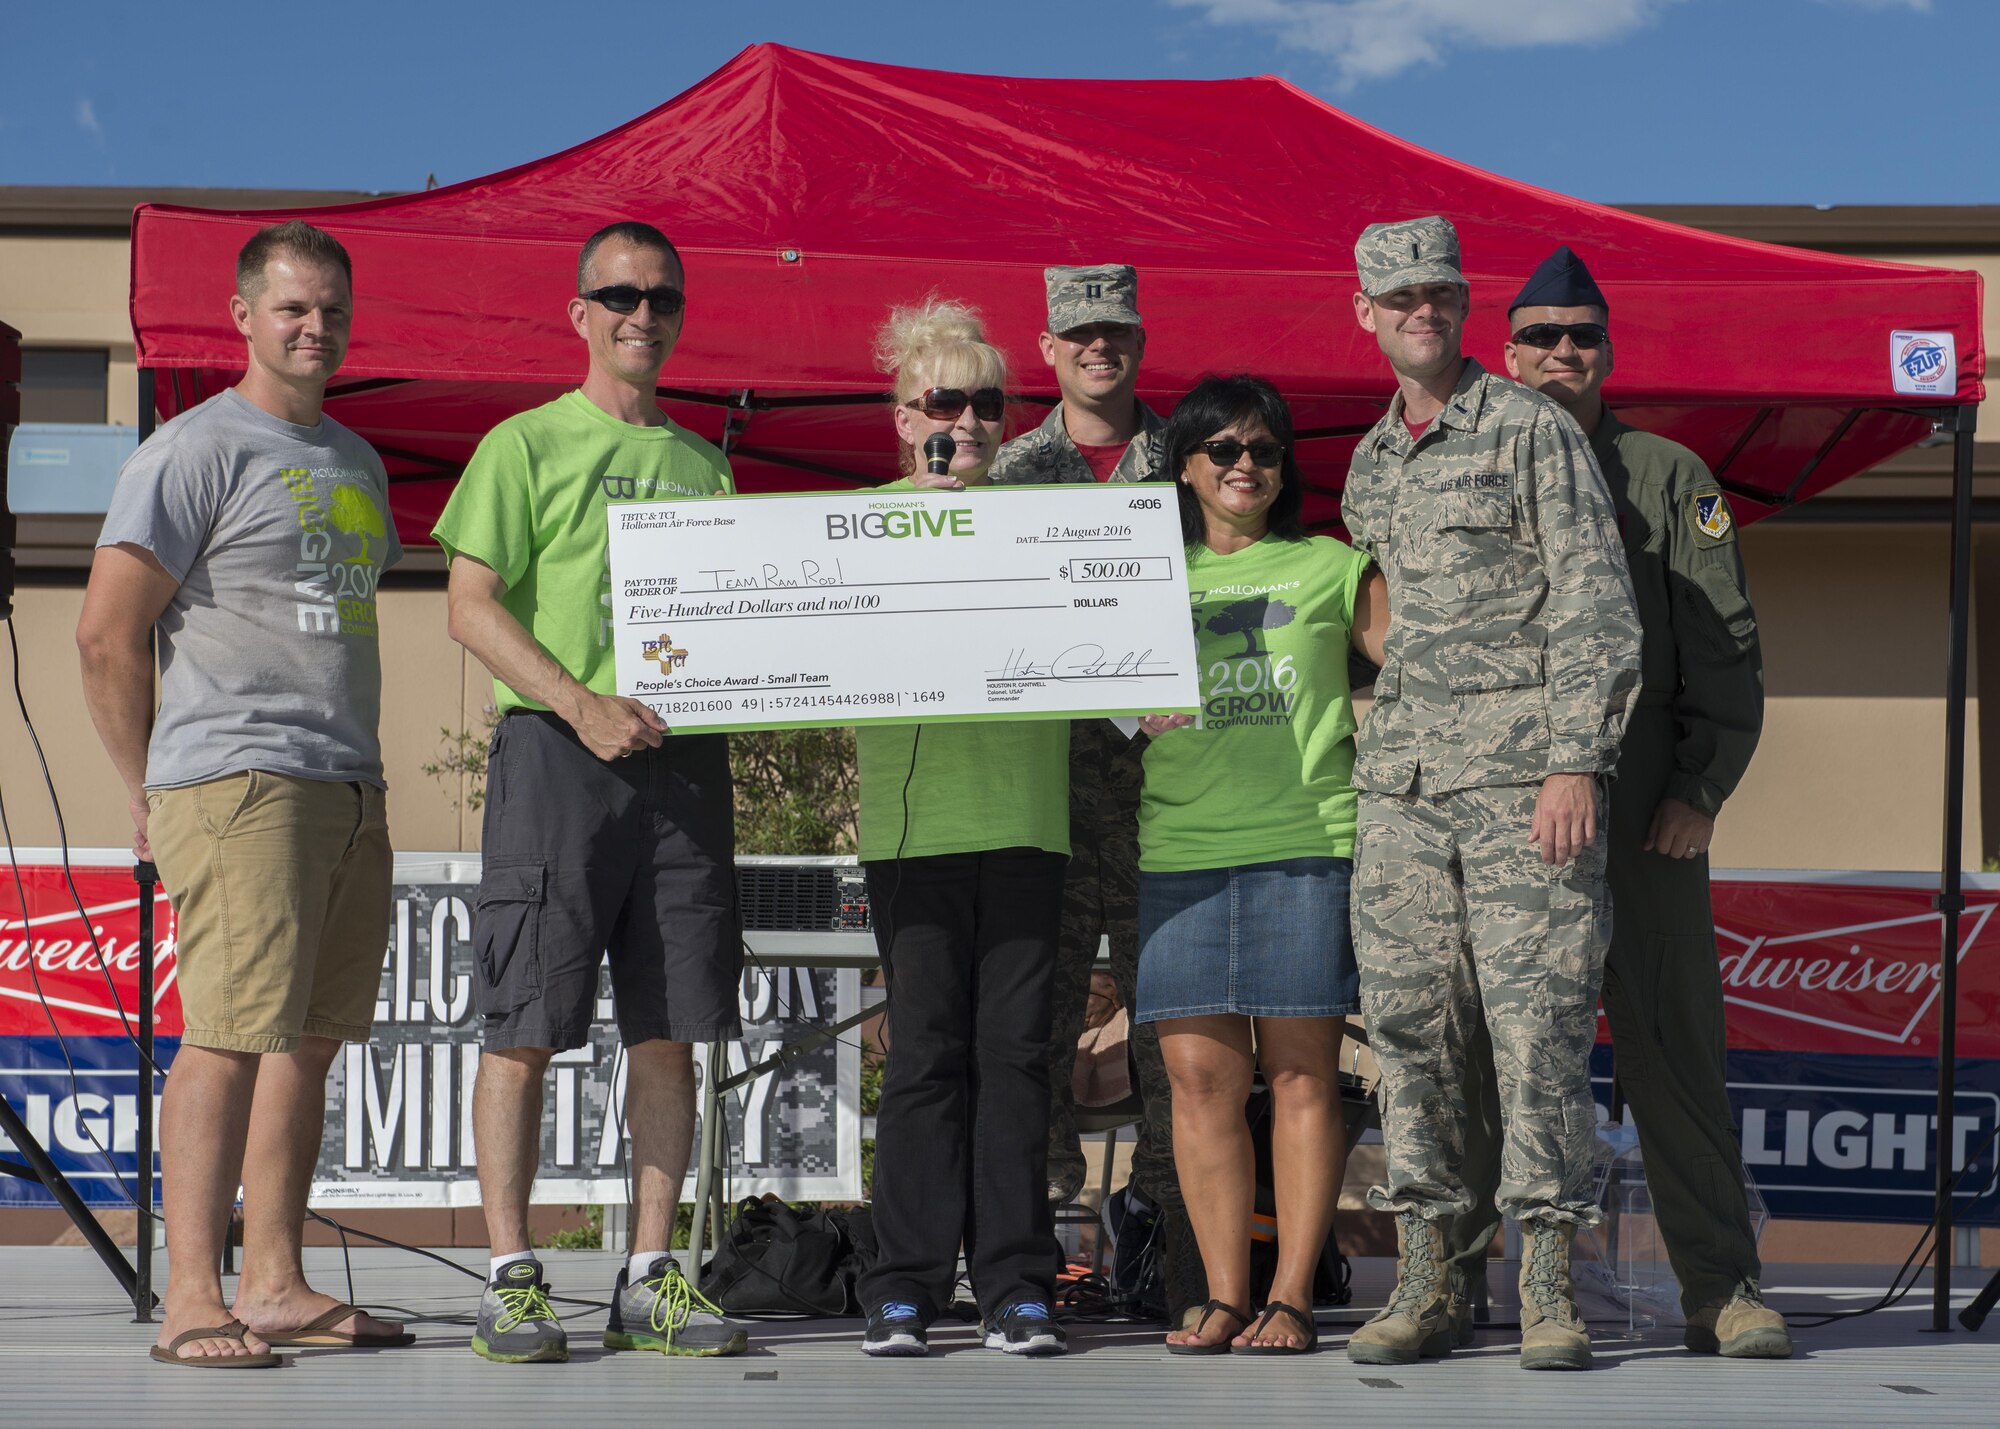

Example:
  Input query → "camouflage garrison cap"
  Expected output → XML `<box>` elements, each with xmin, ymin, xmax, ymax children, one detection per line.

<box><xmin>1045</xmin><ymin>264</ymin><xmax>1141</xmax><ymax>334</ymax></box>
<box><xmin>1354</xmin><ymin>216</ymin><xmax>1465</xmax><ymax>298</ymax></box>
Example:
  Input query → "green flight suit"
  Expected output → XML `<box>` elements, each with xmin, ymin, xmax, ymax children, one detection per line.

<box><xmin>1450</xmin><ymin>408</ymin><xmax>1765</xmax><ymax>1316</ymax></box>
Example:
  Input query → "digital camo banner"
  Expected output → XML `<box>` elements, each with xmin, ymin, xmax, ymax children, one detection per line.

<box><xmin>316</xmin><ymin>878</ymin><xmax>862</xmax><ymax>1207</ymax></box>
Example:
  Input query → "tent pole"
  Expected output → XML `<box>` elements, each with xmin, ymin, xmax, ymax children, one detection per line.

<box><xmin>138</xmin><ymin>368</ymin><xmax>155</xmax><ymax>442</ymax></box>
<box><xmin>1933</xmin><ymin>403</ymin><xmax>1976</xmax><ymax>1333</ymax></box>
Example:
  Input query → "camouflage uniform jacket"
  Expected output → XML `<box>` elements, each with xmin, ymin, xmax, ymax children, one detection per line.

<box><xmin>1342</xmin><ymin>359</ymin><xmax>1642</xmax><ymax>795</ymax></box>
<box><xmin>1591</xmin><ymin>410</ymin><xmax>1761</xmax><ymax>818</ymax></box>
<box><xmin>989</xmin><ymin>399</ymin><xmax>1167</xmax><ymax>486</ymax></box>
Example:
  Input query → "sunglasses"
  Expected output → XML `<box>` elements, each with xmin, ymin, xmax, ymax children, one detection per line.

<box><xmin>1198</xmin><ymin>439</ymin><xmax>1286</xmax><ymax>469</ymax></box>
<box><xmin>1510</xmin><ymin>321</ymin><xmax>1608</xmax><ymax>350</ymax></box>
<box><xmin>580</xmin><ymin>284</ymin><xmax>686</xmax><ymax>317</ymax></box>
<box><xmin>905</xmin><ymin>387</ymin><xmax>1006</xmax><ymax>422</ymax></box>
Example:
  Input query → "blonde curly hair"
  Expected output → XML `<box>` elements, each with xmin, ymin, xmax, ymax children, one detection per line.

<box><xmin>875</xmin><ymin>296</ymin><xmax>1009</xmax><ymax>474</ymax></box>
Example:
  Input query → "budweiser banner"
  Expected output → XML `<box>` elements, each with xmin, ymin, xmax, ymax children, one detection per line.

<box><xmin>1</xmin><ymin>855</ymin><xmax>1991</xmax><ymax>1222</ymax></box>
<box><xmin>0</xmin><ymin>852</ymin><xmax>862</xmax><ymax>1209</ymax></box>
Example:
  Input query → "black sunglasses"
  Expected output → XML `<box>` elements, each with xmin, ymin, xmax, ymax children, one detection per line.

<box><xmin>580</xmin><ymin>284</ymin><xmax>686</xmax><ymax>318</ymax></box>
<box><xmin>905</xmin><ymin>387</ymin><xmax>1006</xmax><ymax>422</ymax></box>
<box><xmin>1198</xmin><ymin>439</ymin><xmax>1286</xmax><ymax>469</ymax></box>
<box><xmin>1510</xmin><ymin>321</ymin><xmax>1608</xmax><ymax>350</ymax></box>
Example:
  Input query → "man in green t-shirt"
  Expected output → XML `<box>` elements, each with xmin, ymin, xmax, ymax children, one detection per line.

<box><xmin>432</xmin><ymin>221</ymin><xmax>748</xmax><ymax>1365</ymax></box>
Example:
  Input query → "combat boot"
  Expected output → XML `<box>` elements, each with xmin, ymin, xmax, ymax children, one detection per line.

<box><xmin>1684</xmin><ymin>1282</ymin><xmax>1793</xmax><ymax>1359</ymax></box>
<box><xmin>1346</xmin><ymin>1213</ymin><xmax>1455</xmax><ymax>1365</ymax></box>
<box><xmin>1518</xmin><ymin>1220</ymin><xmax>1592</xmax><ymax>1371</ymax></box>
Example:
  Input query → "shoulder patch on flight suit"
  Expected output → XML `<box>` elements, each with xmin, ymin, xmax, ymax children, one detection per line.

<box><xmin>1690</xmin><ymin>490</ymin><xmax>1735</xmax><ymax>543</ymax></box>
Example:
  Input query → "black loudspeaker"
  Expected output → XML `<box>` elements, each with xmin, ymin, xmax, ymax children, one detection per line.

<box><xmin>0</xmin><ymin>318</ymin><xmax>19</xmax><ymax>620</ymax></box>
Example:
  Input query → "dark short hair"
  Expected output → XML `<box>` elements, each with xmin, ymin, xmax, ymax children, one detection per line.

<box><xmin>236</xmin><ymin>220</ymin><xmax>352</xmax><ymax>300</ymax></box>
<box><xmin>578</xmin><ymin>221</ymin><xmax>682</xmax><ymax>292</ymax></box>
<box><xmin>1154</xmin><ymin>374</ymin><xmax>1307</xmax><ymax>544</ymax></box>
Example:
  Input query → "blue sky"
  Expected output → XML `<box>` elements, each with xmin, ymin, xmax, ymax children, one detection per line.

<box><xmin>2</xmin><ymin>0</ymin><xmax>1990</xmax><ymax>205</ymax></box>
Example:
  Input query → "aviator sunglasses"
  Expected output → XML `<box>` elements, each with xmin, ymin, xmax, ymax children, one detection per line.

<box><xmin>1198</xmin><ymin>439</ymin><xmax>1286</xmax><ymax>469</ymax></box>
<box><xmin>905</xmin><ymin>387</ymin><xmax>1007</xmax><ymax>422</ymax></box>
<box><xmin>580</xmin><ymin>284</ymin><xmax>687</xmax><ymax>318</ymax></box>
<box><xmin>1510</xmin><ymin>321</ymin><xmax>1608</xmax><ymax>350</ymax></box>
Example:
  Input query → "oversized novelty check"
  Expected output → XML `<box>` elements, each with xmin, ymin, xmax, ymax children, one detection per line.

<box><xmin>606</xmin><ymin>485</ymin><xmax>1200</xmax><ymax>733</ymax></box>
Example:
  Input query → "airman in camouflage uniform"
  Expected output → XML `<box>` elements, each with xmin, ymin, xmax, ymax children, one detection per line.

<box><xmin>1339</xmin><ymin>217</ymin><xmax>1642</xmax><ymax>1373</ymax></box>
<box><xmin>989</xmin><ymin>265</ymin><xmax>1197</xmax><ymax>1318</ymax></box>
<box><xmin>1445</xmin><ymin>246</ymin><xmax>1790</xmax><ymax>1361</ymax></box>
<box><xmin>990</xmin><ymin>265</ymin><xmax>1166</xmax><ymax>488</ymax></box>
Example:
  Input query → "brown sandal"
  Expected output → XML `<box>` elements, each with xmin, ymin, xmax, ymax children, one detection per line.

<box><xmin>1167</xmin><ymin>1298</ymin><xmax>1252</xmax><ymax>1356</ymax></box>
<box><xmin>148</xmin><ymin>1318</ymin><xmax>285</xmax><ymax>1369</ymax></box>
<box><xmin>1233</xmin><ymin>1300</ymin><xmax>1319</xmax><ymax>1355</ymax></box>
<box><xmin>258</xmin><ymin>1301</ymin><xmax>417</xmax><ymax>1348</ymax></box>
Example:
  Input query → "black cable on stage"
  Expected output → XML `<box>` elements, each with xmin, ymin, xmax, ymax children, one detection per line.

<box><xmin>1777</xmin><ymin>1118</ymin><xmax>2000</xmax><ymax>1330</ymax></box>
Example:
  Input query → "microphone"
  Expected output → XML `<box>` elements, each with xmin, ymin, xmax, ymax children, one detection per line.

<box><xmin>923</xmin><ymin>433</ymin><xmax>956</xmax><ymax>477</ymax></box>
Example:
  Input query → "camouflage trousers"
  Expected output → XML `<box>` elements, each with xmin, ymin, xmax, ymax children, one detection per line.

<box><xmin>1448</xmin><ymin>707</ymin><xmax>1763</xmax><ymax>1312</ymax></box>
<box><xmin>1044</xmin><ymin>728</ymin><xmax>1182</xmax><ymax>1216</ymax></box>
<box><xmin>1355</xmin><ymin>779</ymin><xmax>1609</xmax><ymax>1226</ymax></box>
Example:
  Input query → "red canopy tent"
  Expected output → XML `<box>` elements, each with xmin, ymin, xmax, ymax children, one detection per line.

<box><xmin>129</xmin><ymin>43</ymin><xmax>1981</xmax><ymax>543</ymax></box>
<box><xmin>127</xmin><ymin>42</ymin><xmax>1987</xmax><ymax>1327</ymax></box>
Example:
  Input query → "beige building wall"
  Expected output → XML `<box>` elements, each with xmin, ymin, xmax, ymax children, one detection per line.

<box><xmin>0</xmin><ymin>233</ymin><xmax>139</xmax><ymax>424</ymax></box>
<box><xmin>1715</xmin><ymin>524</ymin><xmax>1982</xmax><ymax>871</ymax></box>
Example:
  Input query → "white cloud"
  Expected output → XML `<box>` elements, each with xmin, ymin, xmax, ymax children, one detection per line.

<box><xmin>75</xmin><ymin>98</ymin><xmax>104</xmax><ymax>144</ymax></box>
<box><xmin>1165</xmin><ymin>0</ymin><xmax>1683</xmax><ymax>87</ymax></box>
<box><xmin>1167</xmin><ymin>0</ymin><xmax>1935</xmax><ymax>88</ymax></box>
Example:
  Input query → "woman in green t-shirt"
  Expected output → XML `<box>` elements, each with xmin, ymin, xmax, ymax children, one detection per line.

<box><xmin>1137</xmin><ymin>375</ymin><xmax>1389</xmax><ymax>1355</ymax></box>
<box><xmin>853</xmin><ymin>298</ymin><xmax>1072</xmax><ymax>1359</ymax></box>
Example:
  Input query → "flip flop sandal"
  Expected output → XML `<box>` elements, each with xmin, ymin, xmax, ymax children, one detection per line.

<box><xmin>148</xmin><ymin>1318</ymin><xmax>285</xmax><ymax>1368</ymax></box>
<box><xmin>259</xmin><ymin>1301</ymin><xmax>417</xmax><ymax>1348</ymax></box>
<box><xmin>1166</xmin><ymin>1298</ymin><xmax>1252</xmax><ymax>1356</ymax></box>
<box><xmin>1233</xmin><ymin>1300</ymin><xmax>1320</xmax><ymax>1355</ymax></box>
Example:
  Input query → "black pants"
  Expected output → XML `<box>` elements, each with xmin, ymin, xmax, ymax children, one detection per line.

<box><xmin>860</xmin><ymin>847</ymin><xmax>1066</xmax><ymax>1321</ymax></box>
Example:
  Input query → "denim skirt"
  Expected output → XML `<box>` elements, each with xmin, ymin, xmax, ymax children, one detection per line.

<box><xmin>1135</xmin><ymin>856</ymin><xmax>1359</xmax><ymax>1022</ymax></box>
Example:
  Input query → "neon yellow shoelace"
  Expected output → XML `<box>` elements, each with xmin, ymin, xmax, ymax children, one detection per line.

<box><xmin>644</xmin><ymin>1265</ymin><xmax>726</xmax><ymax>1336</ymax></box>
<box><xmin>492</xmin><ymin>1282</ymin><xmax>557</xmax><ymax>1334</ymax></box>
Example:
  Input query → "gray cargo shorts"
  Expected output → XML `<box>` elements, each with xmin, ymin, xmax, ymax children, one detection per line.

<box><xmin>473</xmin><ymin>710</ymin><xmax>744</xmax><ymax>1051</ymax></box>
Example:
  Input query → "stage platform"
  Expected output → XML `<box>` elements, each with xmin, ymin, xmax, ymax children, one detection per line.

<box><xmin>1</xmin><ymin>1246</ymin><xmax>1992</xmax><ymax>1427</ymax></box>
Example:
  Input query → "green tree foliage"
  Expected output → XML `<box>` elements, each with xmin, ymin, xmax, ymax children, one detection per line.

<box><xmin>729</xmin><ymin>727</ymin><xmax>858</xmax><ymax>855</ymax></box>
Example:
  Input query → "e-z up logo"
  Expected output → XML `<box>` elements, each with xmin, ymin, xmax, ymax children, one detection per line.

<box><xmin>1898</xmin><ymin>338</ymin><xmax>1946</xmax><ymax>384</ymax></box>
<box><xmin>1890</xmin><ymin>329</ymin><xmax>1955</xmax><ymax>395</ymax></box>
<box><xmin>641</xmin><ymin>633</ymin><xmax>689</xmax><ymax>676</ymax></box>
<box><xmin>825</xmin><ymin>508</ymin><xmax>974</xmax><ymax>540</ymax></box>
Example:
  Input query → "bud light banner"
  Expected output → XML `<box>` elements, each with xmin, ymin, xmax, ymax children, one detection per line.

<box><xmin>1590</xmin><ymin>870</ymin><xmax>2000</xmax><ymax>1224</ymax></box>
<box><xmin>0</xmin><ymin>853</ymin><xmax>861</xmax><ymax>1208</ymax></box>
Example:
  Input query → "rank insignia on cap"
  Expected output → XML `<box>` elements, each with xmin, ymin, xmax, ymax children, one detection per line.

<box><xmin>1692</xmin><ymin>491</ymin><xmax>1733</xmax><ymax>540</ymax></box>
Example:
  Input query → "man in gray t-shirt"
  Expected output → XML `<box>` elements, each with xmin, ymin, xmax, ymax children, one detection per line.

<box><xmin>100</xmin><ymin>385</ymin><xmax>400</xmax><ymax>789</ymax></box>
<box><xmin>78</xmin><ymin>221</ymin><xmax>410</xmax><ymax>1367</ymax></box>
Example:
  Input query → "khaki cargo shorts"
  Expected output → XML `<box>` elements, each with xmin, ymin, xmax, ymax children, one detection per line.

<box><xmin>148</xmin><ymin>769</ymin><xmax>392</xmax><ymax>1054</ymax></box>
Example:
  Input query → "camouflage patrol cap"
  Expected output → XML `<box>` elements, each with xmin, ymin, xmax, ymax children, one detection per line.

<box><xmin>1354</xmin><ymin>216</ymin><xmax>1465</xmax><ymax>298</ymax></box>
<box><xmin>1044</xmin><ymin>264</ymin><xmax>1141</xmax><ymax>334</ymax></box>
